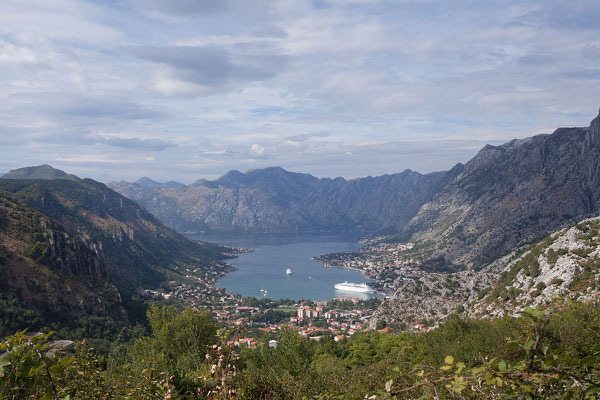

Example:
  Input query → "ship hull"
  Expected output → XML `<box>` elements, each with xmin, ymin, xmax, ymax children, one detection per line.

<box><xmin>334</xmin><ymin>283</ymin><xmax>375</xmax><ymax>294</ymax></box>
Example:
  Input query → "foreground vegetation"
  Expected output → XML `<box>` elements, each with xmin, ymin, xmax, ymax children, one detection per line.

<box><xmin>2</xmin><ymin>301</ymin><xmax>600</xmax><ymax>399</ymax></box>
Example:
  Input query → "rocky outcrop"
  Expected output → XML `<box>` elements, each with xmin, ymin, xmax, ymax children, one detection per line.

<box><xmin>469</xmin><ymin>216</ymin><xmax>600</xmax><ymax>318</ymax></box>
<box><xmin>371</xmin><ymin>215</ymin><xmax>600</xmax><ymax>328</ymax></box>
<box><xmin>108</xmin><ymin>165</ymin><xmax>464</xmax><ymax>234</ymax></box>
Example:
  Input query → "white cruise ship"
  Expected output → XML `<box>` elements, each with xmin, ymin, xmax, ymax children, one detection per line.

<box><xmin>334</xmin><ymin>281</ymin><xmax>375</xmax><ymax>294</ymax></box>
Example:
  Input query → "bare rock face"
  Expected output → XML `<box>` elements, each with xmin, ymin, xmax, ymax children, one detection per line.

<box><xmin>369</xmin><ymin>267</ymin><xmax>499</xmax><ymax>328</ymax></box>
<box><xmin>469</xmin><ymin>216</ymin><xmax>600</xmax><ymax>318</ymax></box>
<box><xmin>403</xmin><ymin>110</ymin><xmax>600</xmax><ymax>270</ymax></box>
<box><xmin>108</xmin><ymin>166</ymin><xmax>464</xmax><ymax>234</ymax></box>
<box><xmin>0</xmin><ymin>194</ymin><xmax>126</xmax><ymax>321</ymax></box>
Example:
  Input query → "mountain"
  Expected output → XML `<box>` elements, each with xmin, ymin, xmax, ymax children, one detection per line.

<box><xmin>0</xmin><ymin>166</ymin><xmax>229</xmax><ymax>331</ymax></box>
<box><xmin>370</xmin><ymin>214</ymin><xmax>600</xmax><ymax>328</ymax></box>
<box><xmin>107</xmin><ymin>108</ymin><xmax>600</xmax><ymax>272</ymax></box>
<box><xmin>2</xmin><ymin>164</ymin><xmax>70</xmax><ymax>180</ymax></box>
<box><xmin>400</xmin><ymin>109</ymin><xmax>600</xmax><ymax>270</ymax></box>
<box><xmin>0</xmin><ymin>170</ymin><xmax>227</xmax><ymax>288</ymax></box>
<box><xmin>135</xmin><ymin>177</ymin><xmax>185</xmax><ymax>189</ymax></box>
<box><xmin>108</xmin><ymin>165</ymin><xmax>464</xmax><ymax>233</ymax></box>
<box><xmin>0</xmin><ymin>192</ymin><xmax>127</xmax><ymax>330</ymax></box>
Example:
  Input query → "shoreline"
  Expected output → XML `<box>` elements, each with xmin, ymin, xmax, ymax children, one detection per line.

<box><xmin>207</xmin><ymin>234</ymin><xmax>381</xmax><ymax>301</ymax></box>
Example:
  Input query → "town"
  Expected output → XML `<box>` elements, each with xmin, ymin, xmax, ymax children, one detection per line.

<box><xmin>140</xmin><ymin>247</ymin><xmax>390</xmax><ymax>348</ymax></box>
<box><xmin>315</xmin><ymin>239</ymin><xmax>428</xmax><ymax>292</ymax></box>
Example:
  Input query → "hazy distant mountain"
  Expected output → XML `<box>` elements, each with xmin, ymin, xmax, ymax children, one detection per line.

<box><xmin>108</xmin><ymin>165</ymin><xmax>464</xmax><ymax>234</ymax></box>
<box><xmin>401</xmin><ymin>108</ymin><xmax>600</xmax><ymax>269</ymax></box>
<box><xmin>135</xmin><ymin>177</ymin><xmax>185</xmax><ymax>189</ymax></box>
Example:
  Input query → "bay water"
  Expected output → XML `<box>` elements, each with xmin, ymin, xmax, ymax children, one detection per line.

<box><xmin>188</xmin><ymin>232</ymin><xmax>377</xmax><ymax>300</ymax></box>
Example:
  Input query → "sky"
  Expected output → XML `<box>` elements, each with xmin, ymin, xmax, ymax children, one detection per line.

<box><xmin>0</xmin><ymin>0</ymin><xmax>599</xmax><ymax>183</ymax></box>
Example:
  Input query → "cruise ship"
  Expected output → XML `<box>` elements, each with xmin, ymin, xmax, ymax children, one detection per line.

<box><xmin>334</xmin><ymin>281</ymin><xmax>375</xmax><ymax>294</ymax></box>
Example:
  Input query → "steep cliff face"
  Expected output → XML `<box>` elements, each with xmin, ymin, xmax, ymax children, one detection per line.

<box><xmin>0</xmin><ymin>169</ymin><xmax>228</xmax><ymax>289</ymax></box>
<box><xmin>0</xmin><ymin>193</ymin><xmax>126</xmax><ymax>321</ymax></box>
<box><xmin>403</xmin><ymin>110</ymin><xmax>600</xmax><ymax>269</ymax></box>
<box><xmin>109</xmin><ymin>165</ymin><xmax>464</xmax><ymax>234</ymax></box>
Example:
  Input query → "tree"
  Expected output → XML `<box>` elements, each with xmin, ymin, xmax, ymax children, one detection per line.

<box><xmin>132</xmin><ymin>305</ymin><xmax>217</xmax><ymax>377</ymax></box>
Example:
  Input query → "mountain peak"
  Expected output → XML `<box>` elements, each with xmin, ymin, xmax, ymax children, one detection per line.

<box><xmin>2</xmin><ymin>164</ymin><xmax>68</xmax><ymax>180</ymax></box>
<box><xmin>135</xmin><ymin>176</ymin><xmax>185</xmax><ymax>189</ymax></box>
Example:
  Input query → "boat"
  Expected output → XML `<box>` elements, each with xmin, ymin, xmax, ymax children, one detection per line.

<box><xmin>334</xmin><ymin>281</ymin><xmax>375</xmax><ymax>294</ymax></box>
<box><xmin>286</xmin><ymin>268</ymin><xmax>292</xmax><ymax>275</ymax></box>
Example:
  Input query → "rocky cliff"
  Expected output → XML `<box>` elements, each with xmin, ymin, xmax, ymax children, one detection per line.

<box><xmin>108</xmin><ymin>165</ymin><xmax>464</xmax><ymax>234</ymax></box>
<box><xmin>470</xmin><ymin>215</ymin><xmax>600</xmax><ymax>318</ymax></box>
<box><xmin>401</xmin><ymin>109</ymin><xmax>600</xmax><ymax>269</ymax></box>
<box><xmin>0</xmin><ymin>193</ymin><xmax>126</xmax><ymax>322</ymax></box>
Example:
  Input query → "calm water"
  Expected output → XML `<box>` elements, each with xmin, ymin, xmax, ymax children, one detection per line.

<box><xmin>188</xmin><ymin>232</ymin><xmax>377</xmax><ymax>301</ymax></box>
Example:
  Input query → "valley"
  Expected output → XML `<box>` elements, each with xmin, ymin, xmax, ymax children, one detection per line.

<box><xmin>2</xmin><ymin>110</ymin><xmax>600</xmax><ymax>399</ymax></box>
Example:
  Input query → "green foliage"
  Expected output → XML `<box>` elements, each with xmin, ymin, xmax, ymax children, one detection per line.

<box><xmin>23</xmin><ymin>232</ymin><xmax>51</xmax><ymax>265</ymax></box>
<box><xmin>0</xmin><ymin>296</ymin><xmax>46</xmax><ymax>337</ymax></box>
<box><xmin>4</xmin><ymin>302</ymin><xmax>600</xmax><ymax>399</ymax></box>
<box><xmin>0</xmin><ymin>331</ymin><xmax>74</xmax><ymax>400</ymax></box>
<box><xmin>131</xmin><ymin>305</ymin><xmax>217</xmax><ymax>377</ymax></box>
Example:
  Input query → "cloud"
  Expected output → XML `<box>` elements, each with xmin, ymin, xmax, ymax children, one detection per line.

<box><xmin>136</xmin><ymin>0</ymin><xmax>228</xmax><ymax>16</ymax></box>
<box><xmin>9</xmin><ymin>93</ymin><xmax>162</xmax><ymax>120</ymax></box>
<box><xmin>518</xmin><ymin>54</ymin><xmax>555</xmax><ymax>66</ymax></box>
<box><xmin>582</xmin><ymin>43</ymin><xmax>600</xmax><ymax>59</ymax></box>
<box><xmin>99</xmin><ymin>136</ymin><xmax>177</xmax><ymax>151</ymax></box>
<box><xmin>2</xmin><ymin>0</ymin><xmax>600</xmax><ymax>183</ymax></box>
<box><xmin>248</xmin><ymin>144</ymin><xmax>267</xmax><ymax>158</ymax></box>
<box><xmin>125</xmin><ymin>45</ymin><xmax>287</xmax><ymax>92</ymax></box>
<box><xmin>134</xmin><ymin>0</ymin><xmax>277</xmax><ymax>23</ymax></box>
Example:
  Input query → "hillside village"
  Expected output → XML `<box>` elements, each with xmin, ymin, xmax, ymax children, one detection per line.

<box><xmin>316</xmin><ymin>241</ymin><xmax>423</xmax><ymax>292</ymax></box>
<box><xmin>141</xmin><ymin>269</ymin><xmax>386</xmax><ymax>347</ymax></box>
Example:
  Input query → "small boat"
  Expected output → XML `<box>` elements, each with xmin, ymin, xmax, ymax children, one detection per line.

<box><xmin>286</xmin><ymin>268</ymin><xmax>292</xmax><ymax>275</ymax></box>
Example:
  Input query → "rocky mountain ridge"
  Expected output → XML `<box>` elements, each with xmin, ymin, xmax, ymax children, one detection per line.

<box><xmin>108</xmin><ymin>165</ymin><xmax>464</xmax><ymax>234</ymax></box>
<box><xmin>470</xmin><ymin>215</ymin><xmax>600</xmax><ymax>318</ymax></box>
<box><xmin>398</xmin><ymin>109</ymin><xmax>600</xmax><ymax>269</ymax></box>
<box><xmin>108</xmin><ymin>109</ymin><xmax>600</xmax><ymax>274</ymax></box>
<box><xmin>0</xmin><ymin>169</ymin><xmax>228</xmax><ymax>288</ymax></box>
